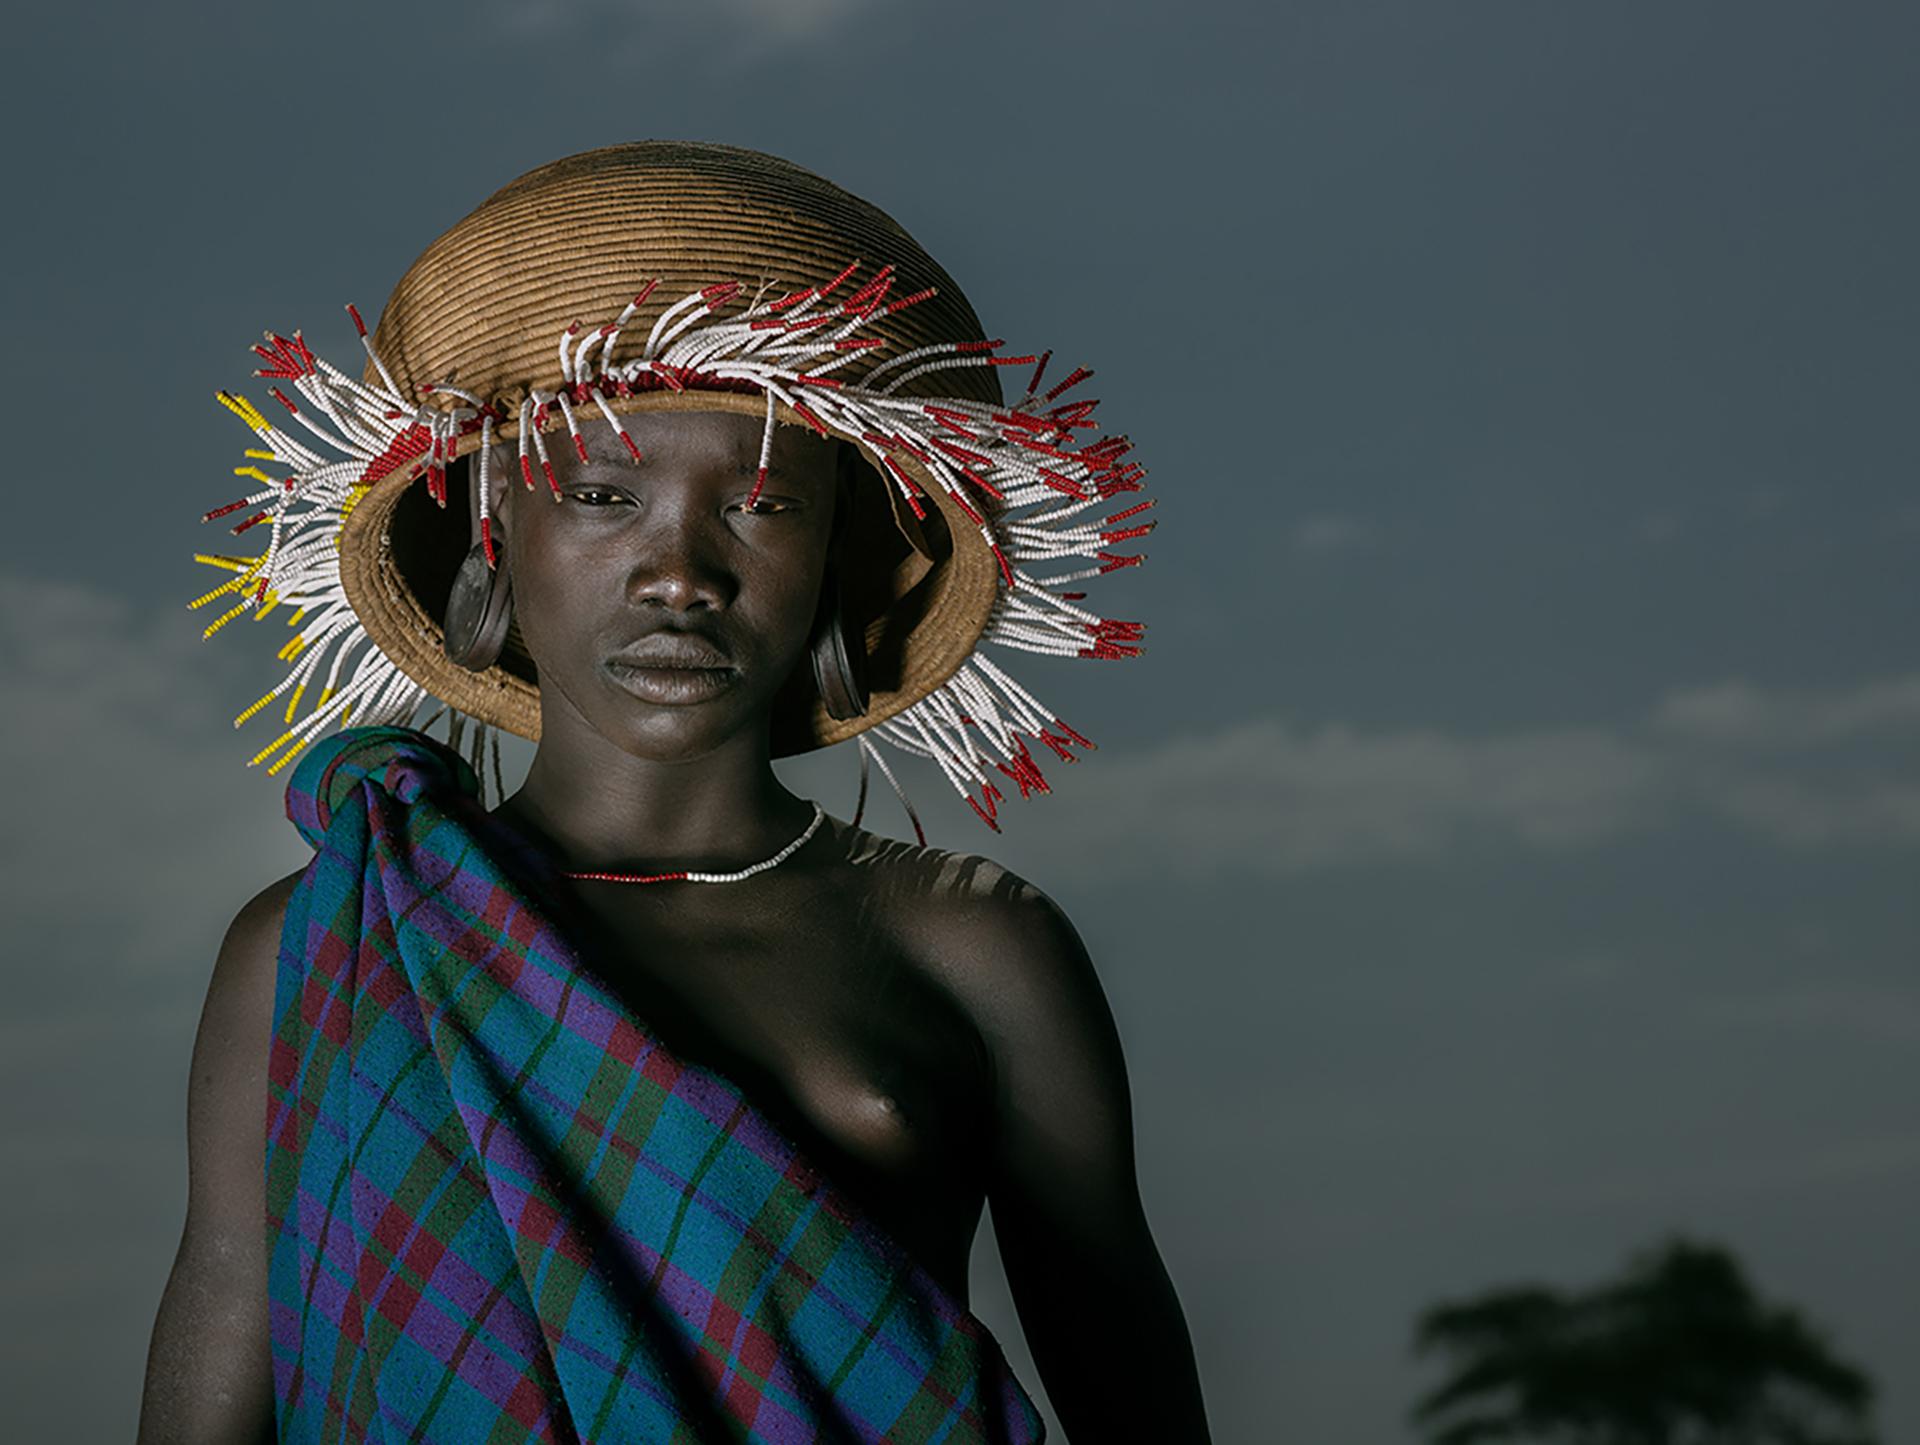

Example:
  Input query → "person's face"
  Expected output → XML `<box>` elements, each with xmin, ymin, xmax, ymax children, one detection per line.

<box><xmin>491</xmin><ymin>408</ymin><xmax>842</xmax><ymax>762</ymax></box>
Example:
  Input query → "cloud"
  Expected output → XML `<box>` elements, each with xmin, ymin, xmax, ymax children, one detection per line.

<box><xmin>1025</xmin><ymin>718</ymin><xmax>1668</xmax><ymax>876</ymax></box>
<box><xmin>0</xmin><ymin>569</ymin><xmax>314</xmax><ymax>984</ymax></box>
<box><xmin>682</xmin><ymin>0</ymin><xmax>871</xmax><ymax>39</ymax></box>
<box><xmin>477</xmin><ymin>0</ymin><xmax>875</xmax><ymax>62</ymax></box>
<box><xmin>1637</xmin><ymin>510</ymin><xmax>1684</xmax><ymax>545</ymax></box>
<box><xmin>1740</xmin><ymin>483</ymin><xmax>1791</xmax><ymax>520</ymax></box>
<box><xmin>1288</xmin><ymin>514</ymin><xmax>1376</xmax><ymax>554</ymax></box>
<box><xmin>1004</xmin><ymin>674</ymin><xmax>1920</xmax><ymax>878</ymax></box>
<box><xmin>1708</xmin><ymin>775</ymin><xmax>1920</xmax><ymax>846</ymax></box>
<box><xmin>1649</xmin><ymin>674</ymin><xmax>1920</xmax><ymax>747</ymax></box>
<box><xmin>1696</xmin><ymin>985</ymin><xmax>1920</xmax><ymax>1044</ymax></box>
<box><xmin>1014</xmin><ymin>717</ymin><xmax>1669</xmax><ymax>877</ymax></box>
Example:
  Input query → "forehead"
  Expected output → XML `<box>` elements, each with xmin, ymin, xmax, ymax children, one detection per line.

<box><xmin>519</xmin><ymin>408</ymin><xmax>840</xmax><ymax>480</ymax></box>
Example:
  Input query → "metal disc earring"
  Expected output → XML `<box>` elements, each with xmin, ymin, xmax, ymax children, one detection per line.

<box><xmin>809</xmin><ymin>457</ymin><xmax>869</xmax><ymax>720</ymax></box>
<box><xmin>809</xmin><ymin>554</ymin><xmax>869</xmax><ymax>720</ymax></box>
<box><xmin>443</xmin><ymin>455</ymin><xmax>514</xmax><ymax>672</ymax></box>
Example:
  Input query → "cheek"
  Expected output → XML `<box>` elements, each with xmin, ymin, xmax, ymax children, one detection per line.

<box><xmin>503</xmin><ymin>519</ymin><xmax>615</xmax><ymax>662</ymax></box>
<box><xmin>744</xmin><ymin>549</ymin><xmax>829</xmax><ymax>656</ymax></box>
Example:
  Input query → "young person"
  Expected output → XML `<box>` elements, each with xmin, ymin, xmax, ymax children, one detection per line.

<box><xmin>138</xmin><ymin>141</ymin><xmax>1209</xmax><ymax>1443</ymax></box>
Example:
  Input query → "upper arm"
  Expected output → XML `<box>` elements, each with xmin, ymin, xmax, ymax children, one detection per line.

<box><xmin>969</xmin><ymin>886</ymin><xmax>1143</xmax><ymax>1234</ymax></box>
<box><xmin>137</xmin><ymin>867</ymin><xmax>303</xmax><ymax>1445</ymax></box>
<box><xmin>184</xmin><ymin>869</ymin><xmax>300</xmax><ymax>1257</ymax></box>
<box><xmin>957</xmin><ymin>877</ymin><xmax>1214</xmax><ymax>1438</ymax></box>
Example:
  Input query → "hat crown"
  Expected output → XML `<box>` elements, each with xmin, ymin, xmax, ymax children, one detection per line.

<box><xmin>366</xmin><ymin>140</ymin><xmax>1002</xmax><ymax>410</ymax></box>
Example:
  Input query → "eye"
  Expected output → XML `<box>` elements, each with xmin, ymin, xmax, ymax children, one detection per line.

<box><xmin>730</xmin><ymin>498</ymin><xmax>794</xmax><ymax>516</ymax></box>
<box><xmin>568</xmin><ymin>487</ymin><xmax>629</xmax><ymax>507</ymax></box>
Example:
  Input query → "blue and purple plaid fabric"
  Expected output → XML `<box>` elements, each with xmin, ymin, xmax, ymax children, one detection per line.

<box><xmin>265</xmin><ymin>725</ymin><xmax>1046</xmax><ymax>1443</ymax></box>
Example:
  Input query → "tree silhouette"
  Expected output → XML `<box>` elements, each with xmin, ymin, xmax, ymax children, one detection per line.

<box><xmin>1411</xmin><ymin>1237</ymin><xmax>1878</xmax><ymax>1445</ymax></box>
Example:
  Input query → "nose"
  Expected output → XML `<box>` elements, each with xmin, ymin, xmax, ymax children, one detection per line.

<box><xmin>623</xmin><ymin>500</ymin><xmax>736</xmax><ymax>613</ymax></box>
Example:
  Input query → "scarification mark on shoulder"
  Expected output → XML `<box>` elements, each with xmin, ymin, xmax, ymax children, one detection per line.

<box><xmin>831</xmin><ymin>817</ymin><xmax>1034</xmax><ymax>906</ymax></box>
<box><xmin>929</xmin><ymin>848</ymin><xmax>1018</xmax><ymax>902</ymax></box>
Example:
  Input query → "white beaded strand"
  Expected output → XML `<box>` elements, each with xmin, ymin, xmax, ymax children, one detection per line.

<box><xmin>561</xmin><ymin>804</ymin><xmax>826</xmax><ymax>884</ymax></box>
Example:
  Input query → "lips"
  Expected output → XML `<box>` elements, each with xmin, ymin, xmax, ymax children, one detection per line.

<box><xmin>603</xmin><ymin>631</ymin><xmax>738</xmax><ymax>707</ymax></box>
<box><xmin>605</xmin><ymin>633</ymin><xmax>734</xmax><ymax>670</ymax></box>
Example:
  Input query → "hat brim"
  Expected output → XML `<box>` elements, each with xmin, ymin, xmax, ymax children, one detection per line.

<box><xmin>338</xmin><ymin>387</ymin><xmax>1001</xmax><ymax>756</ymax></box>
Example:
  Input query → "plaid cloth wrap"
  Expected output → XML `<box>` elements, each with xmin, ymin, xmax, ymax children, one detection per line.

<box><xmin>265</xmin><ymin>724</ymin><xmax>1046</xmax><ymax>1444</ymax></box>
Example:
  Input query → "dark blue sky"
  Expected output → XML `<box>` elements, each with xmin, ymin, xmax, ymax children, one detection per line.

<box><xmin>3</xmin><ymin>2</ymin><xmax>1915</xmax><ymax>1439</ymax></box>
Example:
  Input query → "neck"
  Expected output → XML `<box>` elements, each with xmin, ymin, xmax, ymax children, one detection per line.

<box><xmin>493</xmin><ymin>702</ymin><xmax>817</xmax><ymax>874</ymax></box>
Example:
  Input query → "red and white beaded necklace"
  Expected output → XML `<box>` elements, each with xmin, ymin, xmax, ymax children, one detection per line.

<box><xmin>560</xmin><ymin>803</ymin><xmax>826</xmax><ymax>884</ymax></box>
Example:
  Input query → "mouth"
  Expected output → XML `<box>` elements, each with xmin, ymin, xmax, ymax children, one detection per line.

<box><xmin>602</xmin><ymin>657</ymin><xmax>739</xmax><ymax>706</ymax></box>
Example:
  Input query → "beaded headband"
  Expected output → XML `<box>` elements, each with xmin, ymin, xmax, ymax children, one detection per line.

<box><xmin>190</xmin><ymin>147</ymin><xmax>1156</xmax><ymax>834</ymax></box>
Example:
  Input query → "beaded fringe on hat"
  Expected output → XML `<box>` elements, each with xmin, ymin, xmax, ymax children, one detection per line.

<box><xmin>192</xmin><ymin>266</ymin><xmax>1154</xmax><ymax>833</ymax></box>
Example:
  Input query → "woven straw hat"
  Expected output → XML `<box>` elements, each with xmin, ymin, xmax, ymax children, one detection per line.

<box><xmin>193</xmin><ymin>140</ymin><xmax>1154</xmax><ymax>829</ymax></box>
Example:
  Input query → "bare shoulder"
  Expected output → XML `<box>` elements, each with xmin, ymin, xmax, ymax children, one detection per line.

<box><xmin>220</xmin><ymin>867</ymin><xmax>307</xmax><ymax>974</ymax></box>
<box><xmin>834</xmin><ymin>815</ymin><xmax>1080</xmax><ymax>940</ymax></box>
<box><xmin>201</xmin><ymin>866</ymin><xmax>306</xmax><ymax>1053</ymax></box>
<box><xmin>831</xmin><ymin>817</ymin><xmax>1104</xmax><ymax>1026</ymax></box>
<box><xmin>184</xmin><ymin>866</ymin><xmax>308</xmax><ymax>1224</ymax></box>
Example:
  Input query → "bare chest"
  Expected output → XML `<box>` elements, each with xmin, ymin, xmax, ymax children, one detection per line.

<box><xmin>551</xmin><ymin>871</ymin><xmax>992</xmax><ymax>1297</ymax></box>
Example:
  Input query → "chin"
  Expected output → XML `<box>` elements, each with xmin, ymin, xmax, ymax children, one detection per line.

<box><xmin>573</xmin><ymin>666</ymin><xmax>766</xmax><ymax>762</ymax></box>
